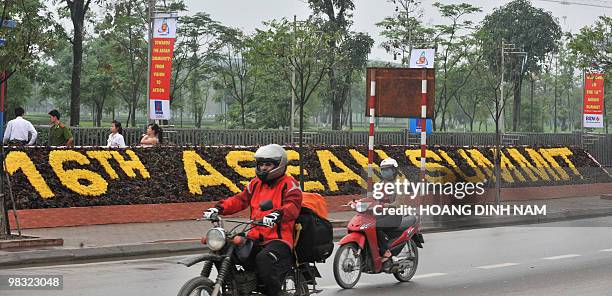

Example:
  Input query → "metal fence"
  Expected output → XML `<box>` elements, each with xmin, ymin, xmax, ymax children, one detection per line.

<box><xmin>32</xmin><ymin>126</ymin><xmax>611</xmax><ymax>167</ymax></box>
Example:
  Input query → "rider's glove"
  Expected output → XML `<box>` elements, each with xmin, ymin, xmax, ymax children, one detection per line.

<box><xmin>203</xmin><ymin>207</ymin><xmax>220</xmax><ymax>220</ymax></box>
<box><xmin>263</xmin><ymin>211</ymin><xmax>282</xmax><ymax>228</ymax></box>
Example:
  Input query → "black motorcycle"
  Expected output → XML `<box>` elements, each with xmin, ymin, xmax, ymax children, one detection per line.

<box><xmin>177</xmin><ymin>200</ymin><xmax>322</xmax><ymax>296</ymax></box>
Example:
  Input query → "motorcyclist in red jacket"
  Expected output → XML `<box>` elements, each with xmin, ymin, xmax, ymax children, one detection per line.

<box><xmin>203</xmin><ymin>144</ymin><xmax>302</xmax><ymax>296</ymax></box>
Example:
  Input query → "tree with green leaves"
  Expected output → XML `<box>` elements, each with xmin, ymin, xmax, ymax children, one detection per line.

<box><xmin>569</xmin><ymin>16</ymin><xmax>611</xmax><ymax>73</ymax></box>
<box><xmin>59</xmin><ymin>0</ymin><xmax>98</xmax><ymax>126</ymax></box>
<box><xmin>377</xmin><ymin>0</ymin><xmax>434</xmax><ymax>64</ymax></box>
<box><xmin>170</xmin><ymin>12</ymin><xmax>225</xmax><ymax>103</ymax></box>
<box><xmin>81</xmin><ymin>37</ymin><xmax>116</xmax><ymax>127</ymax></box>
<box><xmin>98</xmin><ymin>0</ymin><xmax>149</xmax><ymax>127</ymax></box>
<box><xmin>432</xmin><ymin>2</ymin><xmax>481</xmax><ymax>131</ymax></box>
<box><xmin>569</xmin><ymin>16</ymin><xmax>611</xmax><ymax>133</ymax></box>
<box><xmin>0</xmin><ymin>0</ymin><xmax>58</xmax><ymax>84</ymax></box>
<box><xmin>479</xmin><ymin>0</ymin><xmax>562</xmax><ymax>132</ymax></box>
<box><xmin>308</xmin><ymin>0</ymin><xmax>373</xmax><ymax>130</ymax></box>
<box><xmin>215</xmin><ymin>29</ymin><xmax>260</xmax><ymax>129</ymax></box>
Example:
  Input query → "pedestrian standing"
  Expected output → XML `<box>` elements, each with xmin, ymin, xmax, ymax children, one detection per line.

<box><xmin>107</xmin><ymin>120</ymin><xmax>126</xmax><ymax>148</ymax></box>
<box><xmin>3</xmin><ymin>107</ymin><xmax>38</xmax><ymax>146</ymax></box>
<box><xmin>48</xmin><ymin>109</ymin><xmax>73</xmax><ymax>146</ymax></box>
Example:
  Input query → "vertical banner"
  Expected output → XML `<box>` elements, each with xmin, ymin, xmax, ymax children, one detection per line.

<box><xmin>583</xmin><ymin>73</ymin><xmax>605</xmax><ymax>128</ymax></box>
<box><xmin>149</xmin><ymin>13</ymin><xmax>178</xmax><ymax>121</ymax></box>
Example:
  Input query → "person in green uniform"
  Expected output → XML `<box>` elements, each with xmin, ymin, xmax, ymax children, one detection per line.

<box><xmin>48</xmin><ymin>109</ymin><xmax>73</xmax><ymax>146</ymax></box>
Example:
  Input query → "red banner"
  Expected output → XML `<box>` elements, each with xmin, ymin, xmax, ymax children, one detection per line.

<box><xmin>583</xmin><ymin>73</ymin><xmax>605</xmax><ymax>128</ymax></box>
<box><xmin>149</xmin><ymin>38</ymin><xmax>175</xmax><ymax>101</ymax></box>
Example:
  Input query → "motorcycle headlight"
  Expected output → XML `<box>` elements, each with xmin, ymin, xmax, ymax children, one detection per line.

<box><xmin>356</xmin><ymin>201</ymin><xmax>370</xmax><ymax>213</ymax></box>
<box><xmin>206</xmin><ymin>228</ymin><xmax>226</xmax><ymax>251</ymax></box>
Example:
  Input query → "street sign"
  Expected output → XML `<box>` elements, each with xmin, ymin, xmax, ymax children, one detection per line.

<box><xmin>365</xmin><ymin>67</ymin><xmax>435</xmax><ymax>118</ymax></box>
<box><xmin>409</xmin><ymin>49</ymin><xmax>436</xmax><ymax>69</ymax></box>
<box><xmin>2</xmin><ymin>20</ymin><xmax>17</xmax><ymax>28</ymax></box>
<box><xmin>409</xmin><ymin>118</ymin><xmax>433</xmax><ymax>134</ymax></box>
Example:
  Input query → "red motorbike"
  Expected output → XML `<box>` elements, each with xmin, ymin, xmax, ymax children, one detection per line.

<box><xmin>333</xmin><ymin>199</ymin><xmax>424</xmax><ymax>289</ymax></box>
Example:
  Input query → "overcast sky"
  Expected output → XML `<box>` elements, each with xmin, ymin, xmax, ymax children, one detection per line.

<box><xmin>183</xmin><ymin>0</ymin><xmax>610</xmax><ymax>62</ymax></box>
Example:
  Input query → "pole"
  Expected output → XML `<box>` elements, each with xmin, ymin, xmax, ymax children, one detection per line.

<box><xmin>290</xmin><ymin>15</ymin><xmax>296</xmax><ymax>142</ymax></box>
<box><xmin>581</xmin><ymin>71</ymin><xmax>585</xmax><ymax>148</ymax></box>
<box><xmin>367</xmin><ymin>72</ymin><xmax>376</xmax><ymax>198</ymax></box>
<box><xmin>298</xmin><ymin>96</ymin><xmax>305</xmax><ymax>191</ymax></box>
<box><xmin>146</xmin><ymin>0</ymin><xmax>155</xmax><ymax>126</ymax></box>
<box><xmin>419</xmin><ymin>70</ymin><xmax>427</xmax><ymax>182</ymax></box>
<box><xmin>0</xmin><ymin>71</ymin><xmax>7</xmax><ymax>236</ymax></box>
<box><xmin>500</xmin><ymin>41</ymin><xmax>505</xmax><ymax>133</ymax></box>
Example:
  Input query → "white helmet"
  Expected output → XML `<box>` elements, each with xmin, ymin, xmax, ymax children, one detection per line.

<box><xmin>380</xmin><ymin>157</ymin><xmax>399</xmax><ymax>181</ymax></box>
<box><xmin>380</xmin><ymin>157</ymin><xmax>399</xmax><ymax>169</ymax></box>
<box><xmin>254</xmin><ymin>144</ymin><xmax>288</xmax><ymax>182</ymax></box>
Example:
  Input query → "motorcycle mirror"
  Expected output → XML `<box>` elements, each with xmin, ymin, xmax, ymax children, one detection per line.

<box><xmin>260</xmin><ymin>200</ymin><xmax>273</xmax><ymax>211</ymax></box>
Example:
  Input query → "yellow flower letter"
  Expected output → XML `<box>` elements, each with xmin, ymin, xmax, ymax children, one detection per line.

<box><xmin>286</xmin><ymin>150</ymin><xmax>325</xmax><ymax>191</ymax></box>
<box><xmin>111</xmin><ymin>150</ymin><xmax>150</xmax><ymax>179</ymax></box>
<box><xmin>405</xmin><ymin>149</ymin><xmax>457</xmax><ymax>183</ymax></box>
<box><xmin>86</xmin><ymin>151</ymin><xmax>119</xmax><ymax>179</ymax></box>
<box><xmin>5</xmin><ymin>151</ymin><xmax>54</xmax><ymax>198</ymax></box>
<box><xmin>183</xmin><ymin>151</ymin><xmax>241</xmax><ymax>195</ymax></box>
<box><xmin>316</xmin><ymin>150</ymin><xmax>365</xmax><ymax>191</ymax></box>
<box><xmin>49</xmin><ymin>150</ymin><xmax>108</xmax><ymax>196</ymax></box>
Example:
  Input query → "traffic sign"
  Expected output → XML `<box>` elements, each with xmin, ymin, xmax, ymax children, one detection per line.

<box><xmin>2</xmin><ymin>20</ymin><xmax>17</xmax><ymax>28</ymax></box>
<box><xmin>0</xmin><ymin>39</ymin><xmax>6</xmax><ymax>46</ymax></box>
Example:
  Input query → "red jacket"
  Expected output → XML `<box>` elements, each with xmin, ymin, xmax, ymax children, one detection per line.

<box><xmin>217</xmin><ymin>175</ymin><xmax>302</xmax><ymax>249</ymax></box>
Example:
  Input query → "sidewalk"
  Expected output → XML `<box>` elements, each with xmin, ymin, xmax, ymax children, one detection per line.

<box><xmin>1</xmin><ymin>195</ymin><xmax>612</xmax><ymax>267</ymax></box>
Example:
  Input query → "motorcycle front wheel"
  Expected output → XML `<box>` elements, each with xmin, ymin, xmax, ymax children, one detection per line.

<box><xmin>177</xmin><ymin>276</ymin><xmax>215</xmax><ymax>296</ymax></box>
<box><xmin>333</xmin><ymin>243</ymin><xmax>362</xmax><ymax>289</ymax></box>
<box><xmin>393</xmin><ymin>240</ymin><xmax>419</xmax><ymax>282</ymax></box>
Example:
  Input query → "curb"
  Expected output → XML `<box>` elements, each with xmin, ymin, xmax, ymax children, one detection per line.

<box><xmin>2</xmin><ymin>207</ymin><xmax>612</xmax><ymax>268</ymax></box>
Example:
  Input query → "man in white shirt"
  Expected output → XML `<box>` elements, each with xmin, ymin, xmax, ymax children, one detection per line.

<box><xmin>3</xmin><ymin>107</ymin><xmax>38</xmax><ymax>146</ymax></box>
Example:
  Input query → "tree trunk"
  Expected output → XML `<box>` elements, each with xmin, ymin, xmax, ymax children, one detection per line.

<box><xmin>553</xmin><ymin>64</ymin><xmax>558</xmax><ymax>133</ymax></box>
<box><xmin>240</xmin><ymin>102</ymin><xmax>246</xmax><ymax>128</ymax></box>
<box><xmin>96</xmin><ymin>104</ymin><xmax>103</xmax><ymax>127</ymax></box>
<box><xmin>69</xmin><ymin>0</ymin><xmax>88</xmax><ymax>127</ymax></box>
<box><xmin>332</xmin><ymin>98</ymin><xmax>342</xmax><ymax>130</ymax></box>
<box><xmin>512</xmin><ymin>74</ymin><xmax>523</xmax><ymax>132</ymax></box>
<box><xmin>348</xmin><ymin>92</ymin><xmax>353</xmax><ymax>130</ymax></box>
<box><xmin>530</xmin><ymin>77</ymin><xmax>534</xmax><ymax>132</ymax></box>
<box><xmin>567</xmin><ymin>90</ymin><xmax>572</xmax><ymax>131</ymax></box>
<box><xmin>130</xmin><ymin>98</ymin><xmax>137</xmax><ymax>127</ymax></box>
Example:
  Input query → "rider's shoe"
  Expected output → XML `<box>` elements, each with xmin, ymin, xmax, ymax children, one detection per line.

<box><xmin>382</xmin><ymin>258</ymin><xmax>394</xmax><ymax>272</ymax></box>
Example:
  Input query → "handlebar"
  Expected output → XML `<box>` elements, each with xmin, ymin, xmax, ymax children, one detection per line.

<box><xmin>200</xmin><ymin>216</ymin><xmax>269</xmax><ymax>228</ymax></box>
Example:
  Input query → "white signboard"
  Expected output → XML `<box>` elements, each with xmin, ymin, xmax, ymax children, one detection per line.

<box><xmin>409</xmin><ymin>49</ymin><xmax>435</xmax><ymax>69</ymax></box>
<box><xmin>150</xmin><ymin>100</ymin><xmax>171</xmax><ymax>120</ymax></box>
<box><xmin>153</xmin><ymin>13</ymin><xmax>178</xmax><ymax>39</ymax></box>
<box><xmin>584</xmin><ymin>114</ymin><xmax>604</xmax><ymax>128</ymax></box>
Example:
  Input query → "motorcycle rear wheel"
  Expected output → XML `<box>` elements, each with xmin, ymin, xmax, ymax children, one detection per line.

<box><xmin>393</xmin><ymin>240</ymin><xmax>419</xmax><ymax>282</ymax></box>
<box><xmin>177</xmin><ymin>276</ymin><xmax>215</xmax><ymax>296</ymax></box>
<box><xmin>333</xmin><ymin>243</ymin><xmax>363</xmax><ymax>289</ymax></box>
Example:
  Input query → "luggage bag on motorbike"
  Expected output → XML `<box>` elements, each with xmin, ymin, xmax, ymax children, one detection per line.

<box><xmin>294</xmin><ymin>192</ymin><xmax>334</xmax><ymax>263</ymax></box>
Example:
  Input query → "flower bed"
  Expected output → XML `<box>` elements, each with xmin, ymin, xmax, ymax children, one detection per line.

<box><xmin>4</xmin><ymin>145</ymin><xmax>610</xmax><ymax>210</ymax></box>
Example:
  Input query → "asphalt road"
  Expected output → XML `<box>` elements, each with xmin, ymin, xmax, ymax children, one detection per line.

<box><xmin>2</xmin><ymin>216</ymin><xmax>612</xmax><ymax>296</ymax></box>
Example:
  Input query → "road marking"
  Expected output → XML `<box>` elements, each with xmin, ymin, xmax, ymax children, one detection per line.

<box><xmin>600</xmin><ymin>248</ymin><xmax>612</xmax><ymax>252</ymax></box>
<box><xmin>542</xmin><ymin>254</ymin><xmax>581</xmax><ymax>260</ymax></box>
<box><xmin>476</xmin><ymin>263</ymin><xmax>519</xmax><ymax>269</ymax></box>
<box><xmin>4</xmin><ymin>254</ymin><xmax>191</xmax><ymax>270</ymax></box>
<box><xmin>318</xmin><ymin>282</ymin><xmax>375</xmax><ymax>289</ymax></box>
<box><xmin>412</xmin><ymin>272</ymin><xmax>447</xmax><ymax>279</ymax></box>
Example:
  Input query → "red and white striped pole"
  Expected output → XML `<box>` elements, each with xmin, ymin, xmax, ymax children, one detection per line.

<box><xmin>368</xmin><ymin>77</ymin><xmax>376</xmax><ymax>198</ymax></box>
<box><xmin>419</xmin><ymin>71</ymin><xmax>428</xmax><ymax>182</ymax></box>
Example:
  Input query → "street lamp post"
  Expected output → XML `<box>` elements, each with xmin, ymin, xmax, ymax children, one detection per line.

<box><xmin>496</xmin><ymin>41</ymin><xmax>527</xmax><ymax>205</ymax></box>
